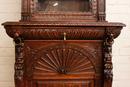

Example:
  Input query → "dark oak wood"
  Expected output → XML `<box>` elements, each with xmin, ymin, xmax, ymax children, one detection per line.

<box><xmin>2</xmin><ymin>0</ymin><xmax>125</xmax><ymax>87</ymax></box>
<box><xmin>2</xmin><ymin>22</ymin><xmax>125</xmax><ymax>87</ymax></box>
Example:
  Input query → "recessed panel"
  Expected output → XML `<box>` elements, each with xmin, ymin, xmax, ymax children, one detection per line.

<box><xmin>34</xmin><ymin>80</ymin><xmax>94</xmax><ymax>87</ymax></box>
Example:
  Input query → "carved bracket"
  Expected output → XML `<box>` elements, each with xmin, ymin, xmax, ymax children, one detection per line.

<box><xmin>14</xmin><ymin>33</ymin><xmax>24</xmax><ymax>81</ymax></box>
<box><xmin>104</xmin><ymin>29</ymin><xmax>114</xmax><ymax>80</ymax></box>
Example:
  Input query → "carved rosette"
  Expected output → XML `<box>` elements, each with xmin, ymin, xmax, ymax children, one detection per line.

<box><xmin>104</xmin><ymin>29</ymin><xmax>114</xmax><ymax>80</ymax></box>
<box><xmin>14</xmin><ymin>33</ymin><xmax>24</xmax><ymax>81</ymax></box>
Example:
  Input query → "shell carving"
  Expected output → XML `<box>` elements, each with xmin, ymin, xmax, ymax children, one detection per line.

<box><xmin>34</xmin><ymin>44</ymin><xmax>95</xmax><ymax>75</ymax></box>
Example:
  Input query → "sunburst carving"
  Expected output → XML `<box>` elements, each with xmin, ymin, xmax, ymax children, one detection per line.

<box><xmin>33</xmin><ymin>44</ymin><xmax>95</xmax><ymax>75</ymax></box>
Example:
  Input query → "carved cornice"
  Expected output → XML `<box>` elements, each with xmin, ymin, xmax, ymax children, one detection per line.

<box><xmin>30</xmin><ymin>12</ymin><xmax>96</xmax><ymax>22</ymax></box>
<box><xmin>3</xmin><ymin>21</ymin><xmax>125</xmax><ymax>26</ymax></box>
<box><xmin>2</xmin><ymin>22</ymin><xmax>125</xmax><ymax>40</ymax></box>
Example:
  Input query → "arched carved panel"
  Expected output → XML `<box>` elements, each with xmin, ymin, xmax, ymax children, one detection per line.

<box><xmin>32</xmin><ymin>44</ymin><xmax>96</xmax><ymax>76</ymax></box>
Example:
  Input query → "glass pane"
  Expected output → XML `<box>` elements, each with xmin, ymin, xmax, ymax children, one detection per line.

<box><xmin>37</xmin><ymin>0</ymin><xmax>91</xmax><ymax>12</ymax></box>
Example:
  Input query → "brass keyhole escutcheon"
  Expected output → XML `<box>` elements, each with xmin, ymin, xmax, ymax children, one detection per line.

<box><xmin>63</xmin><ymin>32</ymin><xmax>67</xmax><ymax>40</ymax></box>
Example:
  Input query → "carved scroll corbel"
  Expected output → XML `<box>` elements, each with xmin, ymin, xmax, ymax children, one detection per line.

<box><xmin>104</xmin><ymin>29</ymin><xmax>114</xmax><ymax>81</ymax></box>
<box><xmin>14</xmin><ymin>32</ymin><xmax>24</xmax><ymax>81</ymax></box>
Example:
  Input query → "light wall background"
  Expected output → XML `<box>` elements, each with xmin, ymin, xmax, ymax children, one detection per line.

<box><xmin>0</xmin><ymin>0</ymin><xmax>130</xmax><ymax>87</ymax></box>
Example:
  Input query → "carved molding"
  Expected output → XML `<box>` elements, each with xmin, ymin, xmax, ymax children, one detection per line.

<box><xmin>31</xmin><ymin>12</ymin><xmax>96</xmax><ymax>22</ymax></box>
<box><xmin>3</xmin><ymin>22</ymin><xmax>124</xmax><ymax>40</ymax></box>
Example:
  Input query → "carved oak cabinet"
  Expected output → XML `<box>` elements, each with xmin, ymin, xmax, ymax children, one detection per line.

<box><xmin>2</xmin><ymin>0</ymin><xmax>125</xmax><ymax>87</ymax></box>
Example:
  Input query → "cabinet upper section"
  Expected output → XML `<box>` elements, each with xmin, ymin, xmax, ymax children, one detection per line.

<box><xmin>21</xmin><ymin>0</ymin><xmax>105</xmax><ymax>22</ymax></box>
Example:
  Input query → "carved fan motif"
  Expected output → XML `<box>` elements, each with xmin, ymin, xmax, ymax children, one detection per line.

<box><xmin>34</xmin><ymin>44</ymin><xmax>95</xmax><ymax>75</ymax></box>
